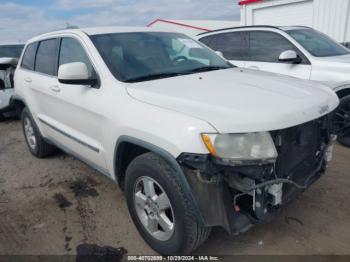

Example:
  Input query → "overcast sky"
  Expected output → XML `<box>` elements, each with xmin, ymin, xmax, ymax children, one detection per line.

<box><xmin>0</xmin><ymin>0</ymin><xmax>240</xmax><ymax>43</ymax></box>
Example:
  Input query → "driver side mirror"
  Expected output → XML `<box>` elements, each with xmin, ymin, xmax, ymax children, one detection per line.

<box><xmin>58</xmin><ymin>62</ymin><xmax>96</xmax><ymax>86</ymax></box>
<box><xmin>278</xmin><ymin>50</ymin><xmax>302</xmax><ymax>64</ymax></box>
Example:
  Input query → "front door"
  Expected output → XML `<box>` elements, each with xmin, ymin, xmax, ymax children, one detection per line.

<box><xmin>53</xmin><ymin>37</ymin><xmax>107</xmax><ymax>170</ymax></box>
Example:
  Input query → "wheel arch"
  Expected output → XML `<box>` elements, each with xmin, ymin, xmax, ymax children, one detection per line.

<box><xmin>336</xmin><ymin>87</ymin><xmax>350</xmax><ymax>99</ymax></box>
<box><xmin>9</xmin><ymin>95</ymin><xmax>26</xmax><ymax>116</ymax></box>
<box><xmin>114</xmin><ymin>135</ymin><xmax>206</xmax><ymax>225</ymax></box>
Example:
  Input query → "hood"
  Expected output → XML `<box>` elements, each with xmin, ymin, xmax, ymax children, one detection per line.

<box><xmin>0</xmin><ymin>57</ymin><xmax>18</xmax><ymax>66</ymax></box>
<box><xmin>316</xmin><ymin>54</ymin><xmax>350</xmax><ymax>64</ymax></box>
<box><xmin>0</xmin><ymin>57</ymin><xmax>18</xmax><ymax>71</ymax></box>
<box><xmin>126</xmin><ymin>68</ymin><xmax>339</xmax><ymax>133</ymax></box>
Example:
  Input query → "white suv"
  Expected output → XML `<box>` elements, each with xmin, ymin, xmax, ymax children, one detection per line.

<box><xmin>13</xmin><ymin>27</ymin><xmax>338</xmax><ymax>255</ymax></box>
<box><xmin>197</xmin><ymin>26</ymin><xmax>350</xmax><ymax>147</ymax></box>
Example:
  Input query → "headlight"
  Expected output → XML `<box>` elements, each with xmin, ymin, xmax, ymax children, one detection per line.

<box><xmin>201</xmin><ymin>132</ymin><xmax>278</xmax><ymax>163</ymax></box>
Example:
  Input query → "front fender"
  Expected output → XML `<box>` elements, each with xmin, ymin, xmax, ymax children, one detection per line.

<box><xmin>114</xmin><ymin>135</ymin><xmax>206</xmax><ymax>226</ymax></box>
<box><xmin>317</xmin><ymin>81</ymin><xmax>350</xmax><ymax>93</ymax></box>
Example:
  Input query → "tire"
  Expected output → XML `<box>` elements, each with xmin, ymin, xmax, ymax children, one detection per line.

<box><xmin>334</xmin><ymin>95</ymin><xmax>350</xmax><ymax>147</ymax></box>
<box><xmin>125</xmin><ymin>152</ymin><xmax>211</xmax><ymax>255</ymax></box>
<box><xmin>21</xmin><ymin>107</ymin><xmax>57</xmax><ymax>158</ymax></box>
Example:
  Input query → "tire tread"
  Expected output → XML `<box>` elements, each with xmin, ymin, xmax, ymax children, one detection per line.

<box><xmin>125</xmin><ymin>152</ymin><xmax>211</xmax><ymax>255</ymax></box>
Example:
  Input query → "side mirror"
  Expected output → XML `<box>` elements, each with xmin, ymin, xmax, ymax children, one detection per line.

<box><xmin>278</xmin><ymin>50</ymin><xmax>302</xmax><ymax>64</ymax></box>
<box><xmin>215</xmin><ymin>51</ymin><xmax>224</xmax><ymax>58</ymax></box>
<box><xmin>58</xmin><ymin>62</ymin><xmax>96</xmax><ymax>86</ymax></box>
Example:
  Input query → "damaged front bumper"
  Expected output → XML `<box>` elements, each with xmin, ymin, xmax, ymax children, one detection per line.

<box><xmin>177</xmin><ymin>115</ymin><xmax>335</xmax><ymax>234</ymax></box>
<box><xmin>0</xmin><ymin>60</ymin><xmax>17</xmax><ymax>118</ymax></box>
<box><xmin>0</xmin><ymin>88</ymin><xmax>15</xmax><ymax>116</ymax></box>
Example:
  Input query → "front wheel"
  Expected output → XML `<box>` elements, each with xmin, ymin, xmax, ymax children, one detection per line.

<box><xmin>334</xmin><ymin>95</ymin><xmax>350</xmax><ymax>147</ymax></box>
<box><xmin>125</xmin><ymin>152</ymin><xmax>211</xmax><ymax>255</ymax></box>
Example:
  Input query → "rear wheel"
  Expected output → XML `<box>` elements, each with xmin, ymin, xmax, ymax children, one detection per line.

<box><xmin>125</xmin><ymin>152</ymin><xmax>211</xmax><ymax>255</ymax></box>
<box><xmin>21</xmin><ymin>107</ymin><xmax>57</xmax><ymax>158</ymax></box>
<box><xmin>334</xmin><ymin>95</ymin><xmax>350</xmax><ymax>147</ymax></box>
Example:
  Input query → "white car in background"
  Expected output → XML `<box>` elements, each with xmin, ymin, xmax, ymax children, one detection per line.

<box><xmin>0</xmin><ymin>43</ymin><xmax>24</xmax><ymax>120</ymax></box>
<box><xmin>13</xmin><ymin>27</ymin><xmax>338</xmax><ymax>254</ymax></box>
<box><xmin>197</xmin><ymin>26</ymin><xmax>350</xmax><ymax>147</ymax></box>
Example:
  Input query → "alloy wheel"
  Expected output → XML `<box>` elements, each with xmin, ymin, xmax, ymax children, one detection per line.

<box><xmin>24</xmin><ymin>117</ymin><xmax>37</xmax><ymax>150</ymax></box>
<box><xmin>133</xmin><ymin>176</ymin><xmax>175</xmax><ymax>241</ymax></box>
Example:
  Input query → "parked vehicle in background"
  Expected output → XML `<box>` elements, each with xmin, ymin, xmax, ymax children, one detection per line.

<box><xmin>0</xmin><ymin>43</ymin><xmax>24</xmax><ymax>120</ymax></box>
<box><xmin>239</xmin><ymin>0</ymin><xmax>350</xmax><ymax>45</ymax></box>
<box><xmin>197</xmin><ymin>26</ymin><xmax>350</xmax><ymax>147</ymax></box>
<box><xmin>13</xmin><ymin>27</ymin><xmax>338</xmax><ymax>255</ymax></box>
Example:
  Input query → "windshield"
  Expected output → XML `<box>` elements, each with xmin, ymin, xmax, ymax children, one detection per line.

<box><xmin>286</xmin><ymin>29</ymin><xmax>350</xmax><ymax>57</ymax></box>
<box><xmin>0</xmin><ymin>45</ymin><xmax>24</xmax><ymax>58</ymax></box>
<box><xmin>90</xmin><ymin>32</ymin><xmax>232</xmax><ymax>82</ymax></box>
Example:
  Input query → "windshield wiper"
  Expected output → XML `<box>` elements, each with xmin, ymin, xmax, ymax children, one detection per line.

<box><xmin>183</xmin><ymin>66</ymin><xmax>231</xmax><ymax>74</ymax></box>
<box><xmin>124</xmin><ymin>66</ymin><xmax>232</xmax><ymax>83</ymax></box>
<box><xmin>125</xmin><ymin>72</ymin><xmax>183</xmax><ymax>83</ymax></box>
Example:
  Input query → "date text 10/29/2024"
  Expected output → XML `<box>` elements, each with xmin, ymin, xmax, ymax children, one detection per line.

<box><xmin>127</xmin><ymin>256</ymin><xmax>220</xmax><ymax>261</ymax></box>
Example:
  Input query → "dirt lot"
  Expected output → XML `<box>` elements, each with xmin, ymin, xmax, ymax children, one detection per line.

<box><xmin>0</xmin><ymin>119</ymin><xmax>350</xmax><ymax>257</ymax></box>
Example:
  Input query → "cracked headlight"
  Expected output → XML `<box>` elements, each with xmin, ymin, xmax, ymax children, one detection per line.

<box><xmin>201</xmin><ymin>132</ymin><xmax>278</xmax><ymax>163</ymax></box>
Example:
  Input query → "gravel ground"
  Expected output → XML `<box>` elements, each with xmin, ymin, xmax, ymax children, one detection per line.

<box><xmin>0</xmin><ymin>120</ymin><xmax>349</xmax><ymax>258</ymax></box>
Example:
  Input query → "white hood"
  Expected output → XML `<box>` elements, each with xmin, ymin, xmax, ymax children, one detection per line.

<box><xmin>126</xmin><ymin>68</ymin><xmax>339</xmax><ymax>133</ymax></box>
<box><xmin>0</xmin><ymin>57</ymin><xmax>18</xmax><ymax>66</ymax></box>
<box><xmin>317</xmin><ymin>54</ymin><xmax>350</xmax><ymax>64</ymax></box>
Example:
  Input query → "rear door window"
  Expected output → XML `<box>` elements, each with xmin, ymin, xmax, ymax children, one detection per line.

<box><xmin>35</xmin><ymin>39</ymin><xmax>59</xmax><ymax>76</ymax></box>
<box><xmin>215</xmin><ymin>32</ymin><xmax>247</xmax><ymax>60</ymax></box>
<box><xmin>199</xmin><ymin>35</ymin><xmax>218</xmax><ymax>50</ymax></box>
<box><xmin>21</xmin><ymin>42</ymin><xmax>38</xmax><ymax>71</ymax></box>
<box><xmin>200</xmin><ymin>32</ymin><xmax>247</xmax><ymax>60</ymax></box>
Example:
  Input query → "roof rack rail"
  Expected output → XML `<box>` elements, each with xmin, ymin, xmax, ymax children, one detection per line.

<box><xmin>197</xmin><ymin>25</ymin><xmax>281</xmax><ymax>36</ymax></box>
<box><xmin>283</xmin><ymin>25</ymin><xmax>313</xmax><ymax>29</ymax></box>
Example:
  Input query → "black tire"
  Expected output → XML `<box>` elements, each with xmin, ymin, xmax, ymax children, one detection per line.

<box><xmin>334</xmin><ymin>95</ymin><xmax>350</xmax><ymax>147</ymax></box>
<box><xmin>21</xmin><ymin>107</ymin><xmax>57</xmax><ymax>158</ymax></box>
<box><xmin>125</xmin><ymin>152</ymin><xmax>211</xmax><ymax>255</ymax></box>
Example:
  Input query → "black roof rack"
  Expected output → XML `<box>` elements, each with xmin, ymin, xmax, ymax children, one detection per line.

<box><xmin>196</xmin><ymin>25</ymin><xmax>314</xmax><ymax>36</ymax></box>
<box><xmin>281</xmin><ymin>25</ymin><xmax>313</xmax><ymax>30</ymax></box>
<box><xmin>196</xmin><ymin>25</ymin><xmax>281</xmax><ymax>36</ymax></box>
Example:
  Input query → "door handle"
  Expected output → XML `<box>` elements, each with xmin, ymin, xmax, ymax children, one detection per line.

<box><xmin>50</xmin><ymin>85</ymin><xmax>61</xmax><ymax>92</ymax></box>
<box><xmin>24</xmin><ymin>77</ymin><xmax>32</xmax><ymax>83</ymax></box>
<box><xmin>248</xmin><ymin>66</ymin><xmax>260</xmax><ymax>70</ymax></box>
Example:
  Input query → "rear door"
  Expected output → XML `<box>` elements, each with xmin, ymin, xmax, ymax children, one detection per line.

<box><xmin>245</xmin><ymin>31</ymin><xmax>312</xmax><ymax>79</ymax></box>
<box><xmin>27</xmin><ymin>39</ymin><xmax>60</xmax><ymax>134</ymax></box>
<box><xmin>15</xmin><ymin>42</ymin><xmax>38</xmax><ymax>112</ymax></box>
<box><xmin>199</xmin><ymin>31</ymin><xmax>248</xmax><ymax>67</ymax></box>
